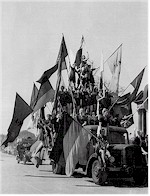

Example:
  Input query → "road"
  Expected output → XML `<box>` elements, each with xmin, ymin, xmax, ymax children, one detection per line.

<box><xmin>0</xmin><ymin>152</ymin><xmax>148</xmax><ymax>194</ymax></box>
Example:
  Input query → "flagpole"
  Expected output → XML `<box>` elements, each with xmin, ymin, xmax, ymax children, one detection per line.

<box><xmin>104</xmin><ymin>43</ymin><xmax>123</xmax><ymax>64</ymax></box>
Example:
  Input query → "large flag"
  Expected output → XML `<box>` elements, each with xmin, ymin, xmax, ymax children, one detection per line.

<box><xmin>30</xmin><ymin>83</ymin><xmax>38</xmax><ymax>109</ymax></box>
<box><xmin>33</xmin><ymin>80</ymin><xmax>55</xmax><ymax>112</ymax></box>
<box><xmin>53</xmin><ymin>36</ymin><xmax>68</xmax><ymax>110</ymax></box>
<box><xmin>63</xmin><ymin>115</ymin><xmax>92</xmax><ymax>177</ymax></box>
<box><xmin>129</xmin><ymin>68</ymin><xmax>145</xmax><ymax>102</ymax></box>
<box><xmin>106</xmin><ymin>44</ymin><xmax>122</xmax><ymax>95</ymax></box>
<box><xmin>1</xmin><ymin>93</ymin><xmax>33</xmax><ymax>147</ymax></box>
<box><xmin>49</xmin><ymin>112</ymin><xmax>92</xmax><ymax>177</ymax></box>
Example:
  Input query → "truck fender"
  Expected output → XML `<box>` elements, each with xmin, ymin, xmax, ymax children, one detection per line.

<box><xmin>85</xmin><ymin>153</ymin><xmax>98</xmax><ymax>177</ymax></box>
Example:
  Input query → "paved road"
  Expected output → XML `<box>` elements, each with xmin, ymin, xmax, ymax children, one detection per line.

<box><xmin>0</xmin><ymin>152</ymin><xmax>148</xmax><ymax>194</ymax></box>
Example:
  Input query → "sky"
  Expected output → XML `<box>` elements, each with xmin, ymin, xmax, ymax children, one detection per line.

<box><xmin>0</xmin><ymin>0</ymin><xmax>148</xmax><ymax>136</ymax></box>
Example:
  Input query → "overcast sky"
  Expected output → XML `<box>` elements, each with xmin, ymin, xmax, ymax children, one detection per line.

<box><xmin>1</xmin><ymin>0</ymin><xmax>148</xmax><ymax>135</ymax></box>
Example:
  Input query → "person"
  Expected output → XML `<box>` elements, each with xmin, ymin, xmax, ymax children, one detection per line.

<box><xmin>95</xmin><ymin>128</ymin><xmax>114</xmax><ymax>168</ymax></box>
<box><xmin>44</xmin><ymin>114</ymin><xmax>54</xmax><ymax>148</ymax></box>
<box><xmin>31</xmin><ymin>119</ymin><xmax>46</xmax><ymax>168</ymax></box>
<box><xmin>77</xmin><ymin>108</ymin><xmax>88</xmax><ymax>126</ymax></box>
<box><xmin>96</xmin><ymin>108</ymin><xmax>114</xmax><ymax>168</ymax></box>
<box><xmin>89</xmin><ymin>111</ymin><xmax>99</xmax><ymax>125</ymax></box>
<box><xmin>97</xmin><ymin>108</ymin><xmax>112</xmax><ymax>138</ymax></box>
<box><xmin>120</xmin><ymin>114</ymin><xmax>132</xmax><ymax>128</ymax></box>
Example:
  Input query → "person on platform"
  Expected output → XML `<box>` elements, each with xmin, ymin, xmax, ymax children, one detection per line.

<box><xmin>77</xmin><ymin>108</ymin><xmax>88</xmax><ymax>126</ymax></box>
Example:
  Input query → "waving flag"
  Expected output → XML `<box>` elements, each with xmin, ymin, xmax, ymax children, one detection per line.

<box><xmin>53</xmin><ymin>36</ymin><xmax>68</xmax><ymax>110</ymax></box>
<box><xmin>33</xmin><ymin>80</ymin><xmax>55</xmax><ymax>112</ymax></box>
<box><xmin>37</xmin><ymin>36</ymin><xmax>68</xmax><ymax>84</ymax></box>
<box><xmin>113</xmin><ymin>93</ymin><xmax>134</xmax><ymax>127</ymax></box>
<box><xmin>130</xmin><ymin>68</ymin><xmax>145</xmax><ymax>102</ymax></box>
<box><xmin>1</xmin><ymin>93</ymin><xmax>33</xmax><ymax>147</ymax></box>
<box><xmin>74</xmin><ymin>48</ymin><xmax>82</xmax><ymax>68</ymax></box>
<box><xmin>49</xmin><ymin>112</ymin><xmax>91</xmax><ymax>177</ymax></box>
<box><xmin>36</xmin><ymin>64</ymin><xmax>58</xmax><ymax>84</ymax></box>
<box><xmin>105</xmin><ymin>44</ymin><xmax>122</xmax><ymax>95</ymax></box>
<box><xmin>63</xmin><ymin>115</ymin><xmax>91</xmax><ymax>177</ymax></box>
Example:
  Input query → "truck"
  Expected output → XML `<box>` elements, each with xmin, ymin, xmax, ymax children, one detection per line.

<box><xmin>84</xmin><ymin>125</ymin><xmax>148</xmax><ymax>186</ymax></box>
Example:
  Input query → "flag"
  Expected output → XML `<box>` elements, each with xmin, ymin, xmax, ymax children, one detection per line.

<box><xmin>130</xmin><ymin>68</ymin><xmax>145</xmax><ymax>102</ymax></box>
<box><xmin>74</xmin><ymin>48</ymin><xmax>82</xmax><ymax>68</ymax></box>
<box><xmin>53</xmin><ymin>36</ymin><xmax>68</xmax><ymax>110</ymax></box>
<box><xmin>134</xmin><ymin>84</ymin><xmax>148</xmax><ymax>110</ymax></box>
<box><xmin>57</xmin><ymin>36</ymin><xmax>68</xmax><ymax>70</ymax></box>
<box><xmin>33</xmin><ymin>80</ymin><xmax>55</xmax><ymax>112</ymax></box>
<box><xmin>63</xmin><ymin>115</ymin><xmax>92</xmax><ymax>177</ymax></box>
<box><xmin>37</xmin><ymin>36</ymin><xmax>68</xmax><ymax>84</ymax></box>
<box><xmin>30</xmin><ymin>83</ymin><xmax>38</xmax><ymax>109</ymax></box>
<box><xmin>1</xmin><ymin>93</ymin><xmax>33</xmax><ymax>147</ymax></box>
<box><xmin>106</xmin><ymin>45</ymin><xmax>122</xmax><ymax>95</ymax></box>
<box><xmin>113</xmin><ymin>93</ymin><xmax>134</xmax><ymax>127</ymax></box>
<box><xmin>36</xmin><ymin>64</ymin><xmax>58</xmax><ymax>84</ymax></box>
<box><xmin>49</xmin><ymin>112</ymin><xmax>70</xmax><ymax>164</ymax></box>
<box><xmin>49</xmin><ymin>112</ymin><xmax>91</xmax><ymax>177</ymax></box>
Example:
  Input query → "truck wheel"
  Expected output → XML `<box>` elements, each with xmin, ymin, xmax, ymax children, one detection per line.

<box><xmin>133</xmin><ymin>169</ymin><xmax>147</xmax><ymax>186</ymax></box>
<box><xmin>92</xmin><ymin>159</ymin><xmax>108</xmax><ymax>185</ymax></box>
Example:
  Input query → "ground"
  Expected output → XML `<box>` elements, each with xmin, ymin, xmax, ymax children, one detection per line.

<box><xmin>0</xmin><ymin>152</ymin><xmax>148</xmax><ymax>194</ymax></box>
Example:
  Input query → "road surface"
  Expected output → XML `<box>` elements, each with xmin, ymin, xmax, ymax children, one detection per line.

<box><xmin>0</xmin><ymin>152</ymin><xmax>148</xmax><ymax>194</ymax></box>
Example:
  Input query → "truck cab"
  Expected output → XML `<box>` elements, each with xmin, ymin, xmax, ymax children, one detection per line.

<box><xmin>84</xmin><ymin>125</ymin><xmax>148</xmax><ymax>186</ymax></box>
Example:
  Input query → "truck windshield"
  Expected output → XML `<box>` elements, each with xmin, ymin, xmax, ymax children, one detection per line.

<box><xmin>109</xmin><ymin>131</ymin><xmax>128</xmax><ymax>144</ymax></box>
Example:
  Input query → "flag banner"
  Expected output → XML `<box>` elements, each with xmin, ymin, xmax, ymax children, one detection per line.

<box><xmin>1</xmin><ymin>93</ymin><xmax>33</xmax><ymax>147</ymax></box>
<box><xmin>49</xmin><ymin>112</ymin><xmax>91</xmax><ymax>177</ymax></box>
<box><xmin>130</xmin><ymin>68</ymin><xmax>145</xmax><ymax>102</ymax></box>
<box><xmin>106</xmin><ymin>45</ymin><xmax>122</xmax><ymax>94</ymax></box>
<box><xmin>134</xmin><ymin>91</ymin><xmax>144</xmax><ymax>104</ymax></box>
<box><xmin>36</xmin><ymin>64</ymin><xmax>58</xmax><ymax>84</ymax></box>
<box><xmin>33</xmin><ymin>80</ymin><xmax>55</xmax><ymax>112</ymax></box>
<box><xmin>113</xmin><ymin>93</ymin><xmax>134</xmax><ymax>127</ymax></box>
<box><xmin>37</xmin><ymin>36</ymin><xmax>68</xmax><ymax>85</ymax></box>
<box><xmin>134</xmin><ymin>84</ymin><xmax>148</xmax><ymax>110</ymax></box>
<box><xmin>74</xmin><ymin>48</ymin><xmax>82</xmax><ymax>68</ymax></box>
<box><xmin>49</xmin><ymin>112</ymin><xmax>71</xmax><ymax>164</ymax></box>
<box><xmin>63</xmin><ymin>115</ymin><xmax>91</xmax><ymax>177</ymax></box>
<box><xmin>30</xmin><ymin>83</ymin><xmax>38</xmax><ymax>109</ymax></box>
<box><xmin>53</xmin><ymin>36</ymin><xmax>68</xmax><ymax>110</ymax></box>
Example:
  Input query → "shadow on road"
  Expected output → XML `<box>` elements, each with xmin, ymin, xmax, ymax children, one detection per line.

<box><xmin>25</xmin><ymin>174</ymin><xmax>68</xmax><ymax>179</ymax></box>
<box><xmin>39</xmin><ymin>170</ymin><xmax>53</xmax><ymax>172</ymax></box>
<box><xmin>86</xmin><ymin>179</ymin><xmax>148</xmax><ymax>188</ymax></box>
<box><xmin>76</xmin><ymin>184</ymin><xmax>99</xmax><ymax>187</ymax></box>
<box><xmin>72</xmin><ymin>172</ymin><xmax>86</xmax><ymax>178</ymax></box>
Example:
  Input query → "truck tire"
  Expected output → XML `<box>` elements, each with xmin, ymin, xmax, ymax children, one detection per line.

<box><xmin>92</xmin><ymin>159</ymin><xmax>108</xmax><ymax>185</ymax></box>
<box><xmin>133</xmin><ymin>168</ymin><xmax>147</xmax><ymax>186</ymax></box>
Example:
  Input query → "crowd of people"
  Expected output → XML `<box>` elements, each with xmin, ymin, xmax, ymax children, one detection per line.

<box><xmin>30</xmin><ymin>54</ymin><xmax>148</xmax><ymax>169</ymax></box>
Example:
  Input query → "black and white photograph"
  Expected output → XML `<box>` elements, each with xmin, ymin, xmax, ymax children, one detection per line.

<box><xmin>0</xmin><ymin>0</ymin><xmax>148</xmax><ymax>194</ymax></box>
